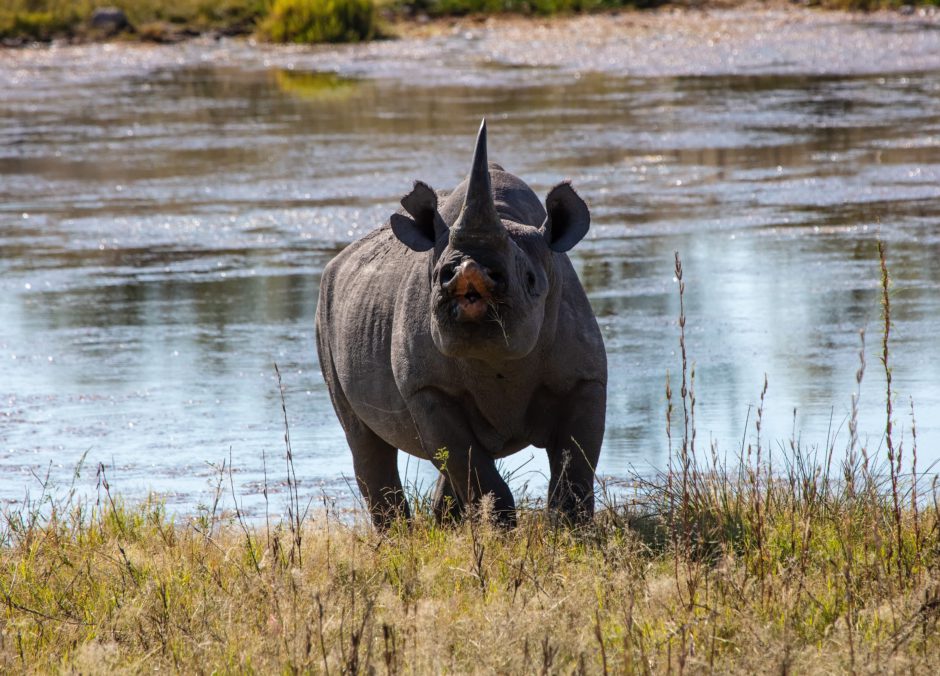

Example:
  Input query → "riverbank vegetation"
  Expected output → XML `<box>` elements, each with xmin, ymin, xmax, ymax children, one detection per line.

<box><xmin>2</xmin><ymin>247</ymin><xmax>938</xmax><ymax>672</ymax></box>
<box><xmin>3</xmin><ymin>469</ymin><xmax>937</xmax><ymax>672</ymax></box>
<box><xmin>1</xmin><ymin>0</ymin><xmax>937</xmax><ymax>45</ymax></box>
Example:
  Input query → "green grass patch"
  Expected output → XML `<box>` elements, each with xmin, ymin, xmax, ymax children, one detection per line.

<box><xmin>0</xmin><ymin>0</ymin><xmax>272</xmax><ymax>43</ymax></box>
<box><xmin>0</xmin><ymin>0</ymin><xmax>379</xmax><ymax>44</ymax></box>
<box><xmin>0</xmin><ymin>1</ymin><xmax>84</xmax><ymax>42</ymax></box>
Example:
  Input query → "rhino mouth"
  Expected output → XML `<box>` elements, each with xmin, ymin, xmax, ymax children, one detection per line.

<box><xmin>442</xmin><ymin>260</ymin><xmax>498</xmax><ymax>324</ymax></box>
<box><xmin>452</xmin><ymin>284</ymin><xmax>490</xmax><ymax>323</ymax></box>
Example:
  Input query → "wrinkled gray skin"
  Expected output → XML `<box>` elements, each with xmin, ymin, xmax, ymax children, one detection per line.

<box><xmin>316</xmin><ymin>121</ymin><xmax>607</xmax><ymax>528</ymax></box>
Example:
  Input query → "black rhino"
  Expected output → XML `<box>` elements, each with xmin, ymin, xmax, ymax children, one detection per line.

<box><xmin>316</xmin><ymin>121</ymin><xmax>607</xmax><ymax>528</ymax></box>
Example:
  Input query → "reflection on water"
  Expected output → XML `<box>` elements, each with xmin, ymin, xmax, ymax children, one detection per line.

<box><xmin>274</xmin><ymin>70</ymin><xmax>361</xmax><ymax>102</ymax></box>
<box><xmin>2</xmin><ymin>35</ymin><xmax>939</xmax><ymax>515</ymax></box>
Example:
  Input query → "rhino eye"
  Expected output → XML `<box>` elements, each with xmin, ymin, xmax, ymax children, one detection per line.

<box><xmin>526</xmin><ymin>271</ymin><xmax>537</xmax><ymax>291</ymax></box>
<box><xmin>439</xmin><ymin>266</ymin><xmax>455</xmax><ymax>285</ymax></box>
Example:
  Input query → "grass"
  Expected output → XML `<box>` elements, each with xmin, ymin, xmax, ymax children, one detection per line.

<box><xmin>0</xmin><ymin>0</ymin><xmax>269</xmax><ymax>43</ymax></box>
<box><xmin>2</xmin><ymin>243</ymin><xmax>938</xmax><ymax>672</ymax></box>
<box><xmin>0</xmin><ymin>0</ymin><xmax>374</xmax><ymax>44</ymax></box>
<box><xmin>3</xmin><ymin>1</ymin><xmax>940</xmax><ymax>45</ymax></box>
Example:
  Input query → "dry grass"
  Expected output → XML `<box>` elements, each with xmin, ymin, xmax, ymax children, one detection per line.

<box><xmin>2</xmin><ymin>473</ymin><xmax>937</xmax><ymax>672</ymax></box>
<box><xmin>2</xmin><ymin>243</ymin><xmax>938</xmax><ymax>673</ymax></box>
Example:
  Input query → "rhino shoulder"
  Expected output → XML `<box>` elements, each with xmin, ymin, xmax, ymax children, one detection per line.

<box><xmin>319</xmin><ymin>223</ymin><xmax>427</xmax><ymax>337</ymax></box>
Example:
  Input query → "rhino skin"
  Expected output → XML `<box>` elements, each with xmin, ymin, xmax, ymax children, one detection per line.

<box><xmin>316</xmin><ymin>120</ymin><xmax>607</xmax><ymax>528</ymax></box>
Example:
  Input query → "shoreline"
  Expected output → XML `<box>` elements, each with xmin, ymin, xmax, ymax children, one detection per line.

<box><xmin>391</xmin><ymin>1</ymin><xmax>939</xmax><ymax>40</ymax></box>
<box><xmin>6</xmin><ymin>4</ymin><xmax>940</xmax><ymax>86</ymax></box>
<box><xmin>2</xmin><ymin>2</ymin><xmax>939</xmax><ymax>48</ymax></box>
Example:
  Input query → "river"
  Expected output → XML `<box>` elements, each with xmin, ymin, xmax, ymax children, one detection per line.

<box><xmin>2</xmin><ymin>8</ymin><xmax>939</xmax><ymax>516</ymax></box>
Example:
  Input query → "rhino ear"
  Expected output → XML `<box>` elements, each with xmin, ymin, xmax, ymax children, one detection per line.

<box><xmin>391</xmin><ymin>181</ymin><xmax>446</xmax><ymax>252</ymax></box>
<box><xmin>540</xmin><ymin>181</ymin><xmax>590</xmax><ymax>253</ymax></box>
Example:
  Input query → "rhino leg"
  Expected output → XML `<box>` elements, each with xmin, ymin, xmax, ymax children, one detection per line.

<box><xmin>441</xmin><ymin>446</ymin><xmax>515</xmax><ymax>527</ymax></box>
<box><xmin>431</xmin><ymin>473</ymin><xmax>464</xmax><ymax>524</ymax></box>
<box><xmin>348</xmin><ymin>427</ymin><xmax>409</xmax><ymax>530</ymax></box>
<box><xmin>409</xmin><ymin>389</ymin><xmax>516</xmax><ymax>527</ymax></box>
<box><xmin>547</xmin><ymin>381</ymin><xmax>606</xmax><ymax>524</ymax></box>
<box><xmin>328</xmin><ymin>386</ymin><xmax>409</xmax><ymax>528</ymax></box>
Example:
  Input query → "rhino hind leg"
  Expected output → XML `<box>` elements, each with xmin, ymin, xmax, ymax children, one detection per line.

<box><xmin>431</xmin><ymin>473</ymin><xmax>465</xmax><ymax>524</ymax></box>
<box><xmin>327</xmin><ymin>385</ymin><xmax>410</xmax><ymax>528</ymax></box>
<box><xmin>348</xmin><ymin>426</ymin><xmax>410</xmax><ymax>530</ymax></box>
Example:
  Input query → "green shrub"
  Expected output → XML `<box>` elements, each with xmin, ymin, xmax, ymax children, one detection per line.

<box><xmin>260</xmin><ymin>0</ymin><xmax>377</xmax><ymax>44</ymax></box>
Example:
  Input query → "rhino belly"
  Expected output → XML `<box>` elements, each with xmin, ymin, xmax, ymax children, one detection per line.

<box><xmin>347</xmin><ymin>387</ymin><xmax>424</xmax><ymax>457</ymax></box>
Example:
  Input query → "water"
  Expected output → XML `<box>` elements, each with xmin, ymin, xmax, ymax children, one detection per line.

<box><xmin>2</xmin><ymin>11</ymin><xmax>940</xmax><ymax>516</ymax></box>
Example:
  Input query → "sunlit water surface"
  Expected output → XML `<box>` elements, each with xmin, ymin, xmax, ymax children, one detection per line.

<box><xmin>2</xmin><ymin>13</ymin><xmax>940</xmax><ymax>516</ymax></box>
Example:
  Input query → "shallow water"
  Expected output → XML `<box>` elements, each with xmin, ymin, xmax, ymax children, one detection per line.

<box><xmin>2</xmin><ymin>13</ymin><xmax>940</xmax><ymax>516</ymax></box>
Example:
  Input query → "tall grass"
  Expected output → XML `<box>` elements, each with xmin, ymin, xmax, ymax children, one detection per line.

<box><xmin>1</xmin><ymin>243</ymin><xmax>938</xmax><ymax>672</ymax></box>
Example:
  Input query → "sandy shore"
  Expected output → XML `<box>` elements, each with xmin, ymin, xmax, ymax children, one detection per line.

<box><xmin>4</xmin><ymin>5</ymin><xmax>940</xmax><ymax>91</ymax></box>
<box><xmin>383</xmin><ymin>4</ymin><xmax>940</xmax><ymax>77</ymax></box>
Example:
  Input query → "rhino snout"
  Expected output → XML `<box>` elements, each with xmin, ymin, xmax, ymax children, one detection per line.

<box><xmin>442</xmin><ymin>260</ymin><xmax>496</xmax><ymax>323</ymax></box>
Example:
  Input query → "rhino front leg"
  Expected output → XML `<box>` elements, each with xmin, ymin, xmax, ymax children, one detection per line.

<box><xmin>439</xmin><ymin>445</ymin><xmax>516</xmax><ymax>527</ymax></box>
<box><xmin>547</xmin><ymin>380</ymin><xmax>606</xmax><ymax>524</ymax></box>
<box><xmin>409</xmin><ymin>389</ymin><xmax>516</xmax><ymax>527</ymax></box>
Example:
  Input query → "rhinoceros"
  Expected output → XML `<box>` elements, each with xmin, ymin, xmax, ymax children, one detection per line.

<box><xmin>315</xmin><ymin>121</ymin><xmax>607</xmax><ymax>528</ymax></box>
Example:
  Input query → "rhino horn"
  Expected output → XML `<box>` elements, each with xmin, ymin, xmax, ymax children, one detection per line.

<box><xmin>450</xmin><ymin>119</ymin><xmax>506</xmax><ymax>247</ymax></box>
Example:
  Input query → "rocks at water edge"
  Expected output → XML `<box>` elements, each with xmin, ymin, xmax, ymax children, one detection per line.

<box><xmin>89</xmin><ymin>8</ymin><xmax>132</xmax><ymax>37</ymax></box>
